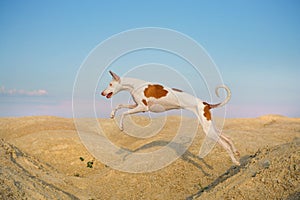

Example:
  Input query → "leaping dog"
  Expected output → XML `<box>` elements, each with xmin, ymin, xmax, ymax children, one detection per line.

<box><xmin>101</xmin><ymin>71</ymin><xmax>240</xmax><ymax>165</ymax></box>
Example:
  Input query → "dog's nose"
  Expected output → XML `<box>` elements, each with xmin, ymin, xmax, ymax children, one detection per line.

<box><xmin>101</xmin><ymin>91</ymin><xmax>105</xmax><ymax>96</ymax></box>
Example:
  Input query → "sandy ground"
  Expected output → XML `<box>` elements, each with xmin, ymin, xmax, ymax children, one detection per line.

<box><xmin>0</xmin><ymin>115</ymin><xmax>299</xmax><ymax>200</ymax></box>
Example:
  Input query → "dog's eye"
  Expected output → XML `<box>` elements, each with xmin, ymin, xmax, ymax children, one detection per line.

<box><xmin>109</xmin><ymin>83</ymin><xmax>112</xmax><ymax>86</ymax></box>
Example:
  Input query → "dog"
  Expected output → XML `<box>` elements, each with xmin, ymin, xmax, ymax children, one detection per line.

<box><xmin>101</xmin><ymin>71</ymin><xmax>240</xmax><ymax>165</ymax></box>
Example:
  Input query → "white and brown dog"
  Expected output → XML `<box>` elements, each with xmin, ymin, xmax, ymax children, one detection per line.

<box><xmin>101</xmin><ymin>71</ymin><xmax>240</xmax><ymax>165</ymax></box>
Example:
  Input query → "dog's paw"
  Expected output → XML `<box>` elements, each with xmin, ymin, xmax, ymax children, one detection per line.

<box><xmin>234</xmin><ymin>160</ymin><xmax>241</xmax><ymax>166</ymax></box>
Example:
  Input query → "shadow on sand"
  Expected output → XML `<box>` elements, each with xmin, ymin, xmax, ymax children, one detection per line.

<box><xmin>120</xmin><ymin>140</ymin><xmax>213</xmax><ymax>176</ymax></box>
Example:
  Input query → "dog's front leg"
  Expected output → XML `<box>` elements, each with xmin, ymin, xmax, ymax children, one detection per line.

<box><xmin>111</xmin><ymin>104</ymin><xmax>137</xmax><ymax>119</ymax></box>
<box><xmin>119</xmin><ymin>105</ymin><xmax>147</xmax><ymax>131</ymax></box>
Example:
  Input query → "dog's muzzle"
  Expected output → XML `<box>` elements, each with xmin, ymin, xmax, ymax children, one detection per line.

<box><xmin>101</xmin><ymin>91</ymin><xmax>113</xmax><ymax>98</ymax></box>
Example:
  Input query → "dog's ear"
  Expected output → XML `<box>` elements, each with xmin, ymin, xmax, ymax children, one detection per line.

<box><xmin>109</xmin><ymin>71</ymin><xmax>120</xmax><ymax>82</ymax></box>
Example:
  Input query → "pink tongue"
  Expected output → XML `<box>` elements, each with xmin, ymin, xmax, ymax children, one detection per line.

<box><xmin>106</xmin><ymin>92</ymin><xmax>112</xmax><ymax>98</ymax></box>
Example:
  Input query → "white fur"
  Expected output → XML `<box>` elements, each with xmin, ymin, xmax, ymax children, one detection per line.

<box><xmin>101</xmin><ymin>71</ymin><xmax>240</xmax><ymax>165</ymax></box>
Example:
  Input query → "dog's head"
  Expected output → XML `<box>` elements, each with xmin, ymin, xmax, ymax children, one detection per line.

<box><xmin>101</xmin><ymin>71</ymin><xmax>122</xmax><ymax>98</ymax></box>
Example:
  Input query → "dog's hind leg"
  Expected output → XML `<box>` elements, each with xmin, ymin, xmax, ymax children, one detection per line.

<box><xmin>217</xmin><ymin>136</ymin><xmax>240</xmax><ymax>165</ymax></box>
<box><xmin>194</xmin><ymin>106</ymin><xmax>240</xmax><ymax>165</ymax></box>
<box><xmin>220</xmin><ymin>134</ymin><xmax>240</xmax><ymax>157</ymax></box>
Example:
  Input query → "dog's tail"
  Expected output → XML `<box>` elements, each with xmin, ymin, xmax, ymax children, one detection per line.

<box><xmin>206</xmin><ymin>85</ymin><xmax>231</xmax><ymax>109</ymax></box>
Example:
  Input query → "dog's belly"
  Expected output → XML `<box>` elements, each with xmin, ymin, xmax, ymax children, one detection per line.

<box><xmin>147</xmin><ymin>99</ymin><xmax>181</xmax><ymax>112</ymax></box>
<box><xmin>148</xmin><ymin>103</ymin><xmax>180</xmax><ymax>112</ymax></box>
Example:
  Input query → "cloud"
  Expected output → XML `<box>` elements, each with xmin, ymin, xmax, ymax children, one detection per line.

<box><xmin>0</xmin><ymin>86</ymin><xmax>48</xmax><ymax>96</ymax></box>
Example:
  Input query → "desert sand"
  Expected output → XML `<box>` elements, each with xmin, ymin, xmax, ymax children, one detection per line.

<box><xmin>0</xmin><ymin>115</ymin><xmax>299</xmax><ymax>200</ymax></box>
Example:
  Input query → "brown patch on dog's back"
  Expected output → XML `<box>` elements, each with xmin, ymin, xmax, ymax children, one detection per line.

<box><xmin>142</xmin><ymin>99</ymin><xmax>148</xmax><ymax>106</ymax></box>
<box><xmin>203</xmin><ymin>102</ymin><xmax>212</xmax><ymax>121</ymax></box>
<box><xmin>144</xmin><ymin>84</ymin><xmax>168</xmax><ymax>99</ymax></box>
<box><xmin>172</xmin><ymin>88</ymin><xmax>183</xmax><ymax>92</ymax></box>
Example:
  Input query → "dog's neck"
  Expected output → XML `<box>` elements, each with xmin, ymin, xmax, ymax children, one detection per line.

<box><xmin>119</xmin><ymin>77</ymin><xmax>147</xmax><ymax>93</ymax></box>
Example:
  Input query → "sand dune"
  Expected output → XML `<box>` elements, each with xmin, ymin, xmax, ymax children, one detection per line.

<box><xmin>0</xmin><ymin>115</ymin><xmax>299</xmax><ymax>200</ymax></box>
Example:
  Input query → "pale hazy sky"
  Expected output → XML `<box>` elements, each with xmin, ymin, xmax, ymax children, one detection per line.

<box><xmin>0</xmin><ymin>0</ymin><xmax>299</xmax><ymax>118</ymax></box>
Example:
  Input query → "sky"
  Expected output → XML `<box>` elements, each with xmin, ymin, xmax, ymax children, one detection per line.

<box><xmin>0</xmin><ymin>0</ymin><xmax>299</xmax><ymax>118</ymax></box>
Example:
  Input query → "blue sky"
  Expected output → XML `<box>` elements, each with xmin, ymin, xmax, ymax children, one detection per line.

<box><xmin>0</xmin><ymin>0</ymin><xmax>299</xmax><ymax>118</ymax></box>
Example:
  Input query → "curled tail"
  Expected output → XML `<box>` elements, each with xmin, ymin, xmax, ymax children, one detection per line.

<box><xmin>206</xmin><ymin>85</ymin><xmax>231</xmax><ymax>109</ymax></box>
